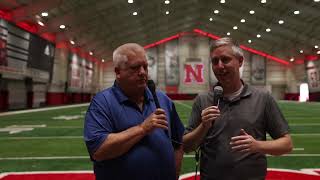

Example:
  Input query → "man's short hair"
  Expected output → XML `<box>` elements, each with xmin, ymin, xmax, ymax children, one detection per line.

<box><xmin>210</xmin><ymin>37</ymin><xmax>244</xmax><ymax>59</ymax></box>
<box><xmin>113</xmin><ymin>43</ymin><xmax>145</xmax><ymax>68</ymax></box>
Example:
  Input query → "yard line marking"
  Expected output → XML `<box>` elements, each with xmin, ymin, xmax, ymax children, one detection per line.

<box><xmin>293</xmin><ymin>148</ymin><xmax>304</xmax><ymax>151</ymax></box>
<box><xmin>279</xmin><ymin>154</ymin><xmax>320</xmax><ymax>157</ymax></box>
<box><xmin>290</xmin><ymin>123</ymin><xmax>320</xmax><ymax>126</ymax></box>
<box><xmin>45</xmin><ymin>126</ymin><xmax>83</xmax><ymax>128</ymax></box>
<box><xmin>0</xmin><ymin>156</ymin><xmax>89</xmax><ymax>160</ymax></box>
<box><xmin>184</xmin><ymin>154</ymin><xmax>320</xmax><ymax>158</ymax></box>
<box><xmin>1</xmin><ymin>133</ymin><xmax>320</xmax><ymax>140</ymax></box>
<box><xmin>267</xmin><ymin>133</ymin><xmax>320</xmax><ymax>137</ymax></box>
<box><xmin>175</xmin><ymin>101</ymin><xmax>192</xmax><ymax>109</ymax></box>
<box><xmin>0</xmin><ymin>103</ymin><xmax>89</xmax><ymax>117</ymax></box>
<box><xmin>0</xmin><ymin>136</ymin><xmax>83</xmax><ymax>140</ymax></box>
<box><xmin>2</xmin><ymin>154</ymin><xmax>320</xmax><ymax>160</ymax></box>
<box><xmin>184</xmin><ymin>154</ymin><xmax>195</xmax><ymax>158</ymax></box>
<box><xmin>0</xmin><ymin>124</ymin><xmax>47</xmax><ymax>134</ymax></box>
<box><xmin>291</xmin><ymin>133</ymin><xmax>320</xmax><ymax>136</ymax></box>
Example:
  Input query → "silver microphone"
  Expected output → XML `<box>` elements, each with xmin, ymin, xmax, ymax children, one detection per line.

<box><xmin>213</xmin><ymin>86</ymin><xmax>223</xmax><ymax>106</ymax></box>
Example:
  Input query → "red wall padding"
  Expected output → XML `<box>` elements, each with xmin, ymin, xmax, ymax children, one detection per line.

<box><xmin>0</xmin><ymin>90</ymin><xmax>8</xmax><ymax>111</ymax></box>
<box><xmin>46</xmin><ymin>92</ymin><xmax>67</xmax><ymax>105</ymax></box>
<box><xmin>167</xmin><ymin>93</ymin><xmax>197</xmax><ymax>100</ymax></box>
<box><xmin>285</xmin><ymin>92</ymin><xmax>320</xmax><ymax>101</ymax></box>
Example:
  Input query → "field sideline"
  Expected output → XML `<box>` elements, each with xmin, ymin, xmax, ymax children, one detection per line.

<box><xmin>0</xmin><ymin>100</ymin><xmax>320</xmax><ymax>174</ymax></box>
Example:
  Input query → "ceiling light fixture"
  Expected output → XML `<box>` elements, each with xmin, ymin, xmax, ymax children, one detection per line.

<box><xmin>89</xmin><ymin>51</ymin><xmax>93</xmax><ymax>55</ymax></box>
<box><xmin>233</xmin><ymin>26</ymin><xmax>238</xmax><ymax>30</ymax></box>
<box><xmin>290</xmin><ymin>57</ymin><xmax>294</xmax><ymax>62</ymax></box>
<box><xmin>128</xmin><ymin>0</ymin><xmax>133</xmax><ymax>3</ymax></box>
<box><xmin>214</xmin><ymin>10</ymin><xmax>219</xmax><ymax>14</ymax></box>
<box><xmin>164</xmin><ymin>0</ymin><xmax>170</xmax><ymax>4</ymax></box>
<box><xmin>257</xmin><ymin>34</ymin><xmax>261</xmax><ymax>38</ymax></box>
<box><xmin>314</xmin><ymin>0</ymin><xmax>320</xmax><ymax>2</ymax></box>
<box><xmin>102</xmin><ymin>59</ymin><xmax>105</xmax><ymax>62</ymax></box>
<box><xmin>165</xmin><ymin>11</ymin><xmax>169</xmax><ymax>15</ymax></box>
<box><xmin>132</xmin><ymin>11</ymin><xmax>138</xmax><ymax>16</ymax></box>
<box><xmin>240</xmin><ymin>19</ymin><xmax>246</xmax><ymax>23</ymax></box>
<box><xmin>227</xmin><ymin>32</ymin><xmax>231</xmax><ymax>36</ymax></box>
<box><xmin>220</xmin><ymin>0</ymin><xmax>225</xmax><ymax>4</ymax></box>
<box><xmin>59</xmin><ymin>24</ymin><xmax>66</xmax><ymax>29</ymax></box>
<box><xmin>261</xmin><ymin>0</ymin><xmax>267</xmax><ymax>3</ymax></box>
<box><xmin>278</xmin><ymin>20</ymin><xmax>284</xmax><ymax>24</ymax></box>
<box><xmin>248</xmin><ymin>39</ymin><xmax>252</xmax><ymax>43</ymax></box>
<box><xmin>266</xmin><ymin>28</ymin><xmax>271</xmax><ymax>32</ymax></box>
<box><xmin>315</xmin><ymin>45</ymin><xmax>319</xmax><ymax>49</ymax></box>
<box><xmin>317</xmin><ymin>50</ymin><xmax>320</xmax><ymax>54</ymax></box>
<box><xmin>41</xmin><ymin>12</ymin><xmax>48</xmax><ymax>17</ymax></box>
<box><xmin>209</xmin><ymin>17</ymin><xmax>213</xmax><ymax>21</ymax></box>
<box><xmin>249</xmin><ymin>10</ymin><xmax>255</xmax><ymax>14</ymax></box>
<box><xmin>293</xmin><ymin>10</ymin><xmax>300</xmax><ymax>15</ymax></box>
<box><xmin>70</xmin><ymin>40</ymin><xmax>75</xmax><ymax>45</ymax></box>
<box><xmin>299</xmin><ymin>50</ymin><xmax>303</xmax><ymax>54</ymax></box>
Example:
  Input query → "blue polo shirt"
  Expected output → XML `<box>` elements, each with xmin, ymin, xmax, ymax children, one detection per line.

<box><xmin>84</xmin><ymin>82</ymin><xmax>185</xmax><ymax>180</ymax></box>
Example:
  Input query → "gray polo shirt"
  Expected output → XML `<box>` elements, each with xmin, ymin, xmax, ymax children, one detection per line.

<box><xmin>185</xmin><ymin>83</ymin><xmax>289</xmax><ymax>180</ymax></box>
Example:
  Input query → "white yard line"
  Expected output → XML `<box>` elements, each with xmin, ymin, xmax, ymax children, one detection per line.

<box><xmin>278</xmin><ymin>154</ymin><xmax>320</xmax><ymax>157</ymax></box>
<box><xmin>175</xmin><ymin>101</ymin><xmax>192</xmax><ymax>109</ymax></box>
<box><xmin>185</xmin><ymin>154</ymin><xmax>320</xmax><ymax>158</ymax></box>
<box><xmin>1</xmin><ymin>153</ymin><xmax>320</xmax><ymax>160</ymax></box>
<box><xmin>44</xmin><ymin>126</ymin><xmax>83</xmax><ymax>128</ymax></box>
<box><xmin>291</xmin><ymin>133</ymin><xmax>320</xmax><ymax>136</ymax></box>
<box><xmin>290</xmin><ymin>123</ymin><xmax>320</xmax><ymax>126</ymax></box>
<box><xmin>0</xmin><ymin>103</ymin><xmax>89</xmax><ymax>117</ymax></box>
<box><xmin>0</xmin><ymin>136</ymin><xmax>83</xmax><ymax>140</ymax></box>
<box><xmin>0</xmin><ymin>156</ymin><xmax>89</xmax><ymax>160</ymax></box>
<box><xmin>1</xmin><ymin>133</ymin><xmax>320</xmax><ymax>140</ymax></box>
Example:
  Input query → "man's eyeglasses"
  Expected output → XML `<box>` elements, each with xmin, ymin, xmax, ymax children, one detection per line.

<box><xmin>211</xmin><ymin>56</ymin><xmax>233</xmax><ymax>65</ymax></box>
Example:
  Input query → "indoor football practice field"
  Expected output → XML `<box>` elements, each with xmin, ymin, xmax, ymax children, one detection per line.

<box><xmin>0</xmin><ymin>100</ymin><xmax>320</xmax><ymax>178</ymax></box>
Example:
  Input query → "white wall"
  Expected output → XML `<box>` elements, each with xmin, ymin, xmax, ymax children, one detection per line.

<box><xmin>48</xmin><ymin>47</ymin><xmax>69</xmax><ymax>93</ymax></box>
<box><xmin>101</xmin><ymin>61</ymin><xmax>115</xmax><ymax>90</ymax></box>
<box><xmin>32</xmin><ymin>83</ymin><xmax>47</xmax><ymax>107</ymax></box>
<box><xmin>179</xmin><ymin>35</ymin><xmax>210</xmax><ymax>93</ymax></box>
<box><xmin>8</xmin><ymin>80</ymin><xmax>27</xmax><ymax>109</ymax></box>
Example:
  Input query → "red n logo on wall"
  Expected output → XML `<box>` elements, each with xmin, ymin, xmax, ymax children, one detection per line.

<box><xmin>184</xmin><ymin>63</ymin><xmax>204</xmax><ymax>84</ymax></box>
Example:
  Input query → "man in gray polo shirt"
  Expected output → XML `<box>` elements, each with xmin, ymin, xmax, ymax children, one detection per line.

<box><xmin>183</xmin><ymin>37</ymin><xmax>293</xmax><ymax>180</ymax></box>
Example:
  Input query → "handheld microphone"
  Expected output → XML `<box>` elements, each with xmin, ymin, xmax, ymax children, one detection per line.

<box><xmin>213</xmin><ymin>86</ymin><xmax>223</xmax><ymax>106</ymax></box>
<box><xmin>147</xmin><ymin>79</ymin><xmax>172</xmax><ymax>139</ymax></box>
<box><xmin>147</xmin><ymin>80</ymin><xmax>160</xmax><ymax>108</ymax></box>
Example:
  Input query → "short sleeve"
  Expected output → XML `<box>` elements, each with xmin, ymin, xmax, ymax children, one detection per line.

<box><xmin>83</xmin><ymin>96</ymin><xmax>114</xmax><ymax>156</ymax></box>
<box><xmin>265</xmin><ymin>94</ymin><xmax>290</xmax><ymax>139</ymax></box>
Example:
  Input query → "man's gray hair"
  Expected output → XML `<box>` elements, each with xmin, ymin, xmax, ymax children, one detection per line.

<box><xmin>112</xmin><ymin>43</ymin><xmax>145</xmax><ymax>68</ymax></box>
<box><xmin>210</xmin><ymin>37</ymin><xmax>244</xmax><ymax>59</ymax></box>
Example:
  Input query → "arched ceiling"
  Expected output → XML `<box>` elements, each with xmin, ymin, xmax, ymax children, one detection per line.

<box><xmin>0</xmin><ymin>0</ymin><xmax>319</xmax><ymax>63</ymax></box>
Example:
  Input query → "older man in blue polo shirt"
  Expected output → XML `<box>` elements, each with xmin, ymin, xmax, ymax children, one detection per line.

<box><xmin>84</xmin><ymin>43</ymin><xmax>185</xmax><ymax>180</ymax></box>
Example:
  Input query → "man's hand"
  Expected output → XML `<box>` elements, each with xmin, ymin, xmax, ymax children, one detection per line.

<box><xmin>140</xmin><ymin>108</ymin><xmax>168</xmax><ymax>134</ymax></box>
<box><xmin>201</xmin><ymin>106</ymin><xmax>220</xmax><ymax>129</ymax></box>
<box><xmin>230</xmin><ymin>129</ymin><xmax>259</xmax><ymax>153</ymax></box>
